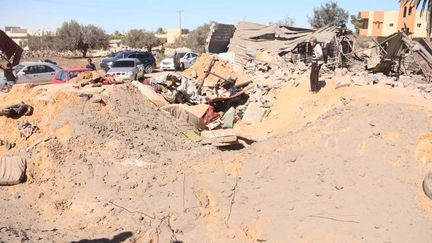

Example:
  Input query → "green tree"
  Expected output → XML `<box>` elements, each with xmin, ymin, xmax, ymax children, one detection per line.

<box><xmin>56</xmin><ymin>20</ymin><xmax>108</xmax><ymax>57</ymax></box>
<box><xmin>308</xmin><ymin>1</ymin><xmax>349</xmax><ymax>29</ymax></box>
<box><xmin>123</xmin><ymin>29</ymin><xmax>161</xmax><ymax>49</ymax></box>
<box><xmin>156</xmin><ymin>27</ymin><xmax>166</xmax><ymax>34</ymax></box>
<box><xmin>400</xmin><ymin>0</ymin><xmax>432</xmax><ymax>40</ymax></box>
<box><xmin>350</xmin><ymin>13</ymin><xmax>363</xmax><ymax>34</ymax></box>
<box><xmin>109</xmin><ymin>30</ymin><xmax>123</xmax><ymax>40</ymax></box>
<box><xmin>179</xmin><ymin>24</ymin><xmax>211</xmax><ymax>53</ymax></box>
<box><xmin>27</xmin><ymin>34</ymin><xmax>56</xmax><ymax>50</ymax></box>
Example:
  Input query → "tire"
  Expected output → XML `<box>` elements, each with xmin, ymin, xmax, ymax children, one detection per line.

<box><xmin>134</xmin><ymin>74</ymin><xmax>137</xmax><ymax>80</ymax></box>
<box><xmin>144</xmin><ymin>65</ymin><xmax>153</xmax><ymax>74</ymax></box>
<box><xmin>181</xmin><ymin>63</ymin><xmax>185</xmax><ymax>71</ymax></box>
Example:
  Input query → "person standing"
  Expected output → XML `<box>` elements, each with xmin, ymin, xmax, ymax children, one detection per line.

<box><xmin>0</xmin><ymin>63</ymin><xmax>16</xmax><ymax>92</ymax></box>
<box><xmin>86</xmin><ymin>58</ymin><xmax>96</xmax><ymax>71</ymax></box>
<box><xmin>309</xmin><ymin>37</ymin><xmax>324</xmax><ymax>93</ymax></box>
<box><xmin>173</xmin><ymin>51</ymin><xmax>181</xmax><ymax>72</ymax></box>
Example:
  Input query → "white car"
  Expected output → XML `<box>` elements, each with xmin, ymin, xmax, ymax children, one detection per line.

<box><xmin>107</xmin><ymin>58</ymin><xmax>144</xmax><ymax>81</ymax></box>
<box><xmin>160</xmin><ymin>52</ymin><xmax>199</xmax><ymax>71</ymax></box>
<box><xmin>6</xmin><ymin>62</ymin><xmax>62</xmax><ymax>85</ymax></box>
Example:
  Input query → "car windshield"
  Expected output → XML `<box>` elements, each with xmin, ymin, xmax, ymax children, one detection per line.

<box><xmin>14</xmin><ymin>64</ymin><xmax>25</xmax><ymax>73</ymax></box>
<box><xmin>112</xmin><ymin>61</ymin><xmax>135</xmax><ymax>68</ymax></box>
<box><xmin>114</xmin><ymin>52</ymin><xmax>126</xmax><ymax>59</ymax></box>
<box><xmin>170</xmin><ymin>53</ymin><xmax>186</xmax><ymax>58</ymax></box>
<box><xmin>109</xmin><ymin>52</ymin><xmax>119</xmax><ymax>57</ymax></box>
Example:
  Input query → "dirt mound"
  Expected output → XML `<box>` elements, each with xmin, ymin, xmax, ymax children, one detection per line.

<box><xmin>0</xmin><ymin>83</ymin><xmax>206</xmax><ymax>242</ymax></box>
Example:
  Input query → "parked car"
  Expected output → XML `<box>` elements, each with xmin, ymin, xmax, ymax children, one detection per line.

<box><xmin>106</xmin><ymin>58</ymin><xmax>144</xmax><ymax>81</ymax></box>
<box><xmin>160</xmin><ymin>52</ymin><xmax>199</xmax><ymax>71</ymax></box>
<box><xmin>2</xmin><ymin>62</ymin><xmax>63</xmax><ymax>85</ymax></box>
<box><xmin>52</xmin><ymin>68</ymin><xmax>92</xmax><ymax>84</ymax></box>
<box><xmin>100</xmin><ymin>51</ymin><xmax>155</xmax><ymax>73</ymax></box>
<box><xmin>41</xmin><ymin>59</ymin><xmax>58</xmax><ymax>66</ymax></box>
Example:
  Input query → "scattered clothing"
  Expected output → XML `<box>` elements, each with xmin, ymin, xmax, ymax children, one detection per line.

<box><xmin>202</xmin><ymin>106</ymin><xmax>220</xmax><ymax>125</ymax></box>
<box><xmin>0</xmin><ymin>102</ymin><xmax>33</xmax><ymax>119</ymax></box>
<box><xmin>17</xmin><ymin>121</ymin><xmax>39</xmax><ymax>139</ymax></box>
<box><xmin>177</xmin><ymin>76</ymin><xmax>203</xmax><ymax>104</ymax></box>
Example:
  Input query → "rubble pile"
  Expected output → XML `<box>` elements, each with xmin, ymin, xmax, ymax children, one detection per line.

<box><xmin>68</xmin><ymin>70</ymin><xmax>124</xmax><ymax>87</ymax></box>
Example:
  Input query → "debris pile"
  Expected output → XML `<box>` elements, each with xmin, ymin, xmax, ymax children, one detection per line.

<box><xmin>68</xmin><ymin>70</ymin><xmax>125</xmax><ymax>87</ymax></box>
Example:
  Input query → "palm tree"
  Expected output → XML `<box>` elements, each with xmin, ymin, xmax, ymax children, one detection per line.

<box><xmin>400</xmin><ymin>0</ymin><xmax>432</xmax><ymax>40</ymax></box>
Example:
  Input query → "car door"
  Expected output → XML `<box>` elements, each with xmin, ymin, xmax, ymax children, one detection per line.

<box><xmin>135</xmin><ymin>53</ymin><xmax>148</xmax><ymax>66</ymax></box>
<box><xmin>17</xmin><ymin>65</ymin><xmax>40</xmax><ymax>84</ymax></box>
<box><xmin>37</xmin><ymin>65</ymin><xmax>57</xmax><ymax>84</ymax></box>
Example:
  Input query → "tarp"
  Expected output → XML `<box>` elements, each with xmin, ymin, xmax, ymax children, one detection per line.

<box><xmin>0</xmin><ymin>30</ymin><xmax>23</xmax><ymax>66</ymax></box>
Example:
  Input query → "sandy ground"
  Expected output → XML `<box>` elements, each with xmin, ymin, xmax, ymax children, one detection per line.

<box><xmin>0</xmin><ymin>68</ymin><xmax>432</xmax><ymax>242</ymax></box>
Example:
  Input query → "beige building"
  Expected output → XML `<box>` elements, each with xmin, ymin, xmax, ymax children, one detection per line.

<box><xmin>5</xmin><ymin>26</ymin><xmax>28</xmax><ymax>47</ymax></box>
<box><xmin>155</xmin><ymin>28</ymin><xmax>188</xmax><ymax>44</ymax></box>
<box><xmin>360</xmin><ymin>2</ymin><xmax>429</xmax><ymax>38</ymax></box>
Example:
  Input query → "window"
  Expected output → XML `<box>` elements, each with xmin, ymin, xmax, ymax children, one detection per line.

<box><xmin>418</xmin><ymin>23</ymin><xmax>422</xmax><ymax>28</ymax></box>
<box><xmin>38</xmin><ymin>65</ymin><xmax>55</xmax><ymax>73</ymax></box>
<box><xmin>112</xmin><ymin>60</ymin><xmax>134</xmax><ymax>68</ymax></box>
<box><xmin>25</xmin><ymin>66</ymin><xmax>38</xmax><ymax>74</ymax></box>
<box><xmin>389</xmin><ymin>23</ymin><xmax>394</xmax><ymax>27</ymax></box>
<box><xmin>136</xmin><ymin>54</ymin><xmax>146</xmax><ymax>59</ymax></box>
<box><xmin>362</xmin><ymin>19</ymin><xmax>369</xmax><ymax>29</ymax></box>
<box><xmin>409</xmin><ymin>7</ymin><xmax>413</xmax><ymax>16</ymax></box>
<box><xmin>58</xmin><ymin>71</ymin><xmax>69</xmax><ymax>81</ymax></box>
<box><xmin>128</xmin><ymin>54</ymin><xmax>137</xmax><ymax>58</ymax></box>
<box><xmin>403</xmin><ymin>6</ymin><xmax>407</xmax><ymax>17</ymax></box>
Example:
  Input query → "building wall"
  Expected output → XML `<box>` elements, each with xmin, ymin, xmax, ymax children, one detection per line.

<box><xmin>413</xmin><ymin>11</ymin><xmax>428</xmax><ymax>38</ymax></box>
<box><xmin>398</xmin><ymin>2</ymin><xmax>416</xmax><ymax>34</ymax></box>
<box><xmin>360</xmin><ymin>4</ymin><xmax>431</xmax><ymax>39</ymax></box>
<box><xmin>382</xmin><ymin>11</ymin><xmax>399</xmax><ymax>36</ymax></box>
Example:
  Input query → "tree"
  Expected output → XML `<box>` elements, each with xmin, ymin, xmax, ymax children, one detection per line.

<box><xmin>178</xmin><ymin>23</ymin><xmax>211</xmax><ymax>53</ymax></box>
<box><xmin>56</xmin><ymin>20</ymin><xmax>108</xmax><ymax>57</ymax></box>
<box><xmin>350</xmin><ymin>13</ymin><xmax>363</xmax><ymax>34</ymax></box>
<box><xmin>156</xmin><ymin>27</ymin><xmax>166</xmax><ymax>34</ymax></box>
<box><xmin>123</xmin><ymin>29</ymin><xmax>161</xmax><ymax>49</ymax></box>
<box><xmin>308</xmin><ymin>1</ymin><xmax>349</xmax><ymax>29</ymax></box>
<box><xmin>400</xmin><ymin>0</ymin><xmax>432</xmax><ymax>40</ymax></box>
<box><xmin>27</xmin><ymin>34</ymin><xmax>56</xmax><ymax>50</ymax></box>
<box><xmin>109</xmin><ymin>30</ymin><xmax>123</xmax><ymax>40</ymax></box>
<box><xmin>270</xmin><ymin>16</ymin><xmax>296</xmax><ymax>26</ymax></box>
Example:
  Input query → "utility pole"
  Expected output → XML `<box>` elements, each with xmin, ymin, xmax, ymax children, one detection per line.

<box><xmin>177</xmin><ymin>10</ymin><xmax>183</xmax><ymax>31</ymax></box>
<box><xmin>177</xmin><ymin>10</ymin><xmax>183</xmax><ymax>43</ymax></box>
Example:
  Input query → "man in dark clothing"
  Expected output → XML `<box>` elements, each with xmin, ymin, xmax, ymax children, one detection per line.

<box><xmin>173</xmin><ymin>51</ymin><xmax>181</xmax><ymax>72</ymax></box>
<box><xmin>0</xmin><ymin>63</ymin><xmax>16</xmax><ymax>92</ymax></box>
<box><xmin>86</xmin><ymin>58</ymin><xmax>96</xmax><ymax>71</ymax></box>
<box><xmin>309</xmin><ymin>37</ymin><xmax>324</xmax><ymax>93</ymax></box>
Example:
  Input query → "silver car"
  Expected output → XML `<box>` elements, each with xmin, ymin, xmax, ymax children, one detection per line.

<box><xmin>12</xmin><ymin>62</ymin><xmax>62</xmax><ymax>85</ymax></box>
<box><xmin>107</xmin><ymin>58</ymin><xmax>144</xmax><ymax>81</ymax></box>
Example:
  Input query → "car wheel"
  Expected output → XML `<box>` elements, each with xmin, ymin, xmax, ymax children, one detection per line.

<box><xmin>181</xmin><ymin>63</ymin><xmax>185</xmax><ymax>71</ymax></box>
<box><xmin>134</xmin><ymin>74</ymin><xmax>138</xmax><ymax>80</ymax></box>
<box><xmin>144</xmin><ymin>65</ymin><xmax>153</xmax><ymax>74</ymax></box>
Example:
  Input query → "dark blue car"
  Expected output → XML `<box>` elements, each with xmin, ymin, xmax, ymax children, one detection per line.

<box><xmin>100</xmin><ymin>51</ymin><xmax>156</xmax><ymax>73</ymax></box>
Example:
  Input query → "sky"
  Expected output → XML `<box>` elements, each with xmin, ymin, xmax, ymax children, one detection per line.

<box><xmin>0</xmin><ymin>0</ymin><xmax>398</xmax><ymax>34</ymax></box>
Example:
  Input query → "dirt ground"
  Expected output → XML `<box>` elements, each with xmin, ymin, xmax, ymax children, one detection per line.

<box><xmin>1</xmin><ymin>72</ymin><xmax>432</xmax><ymax>242</ymax></box>
<box><xmin>21</xmin><ymin>56</ymin><xmax>104</xmax><ymax>69</ymax></box>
